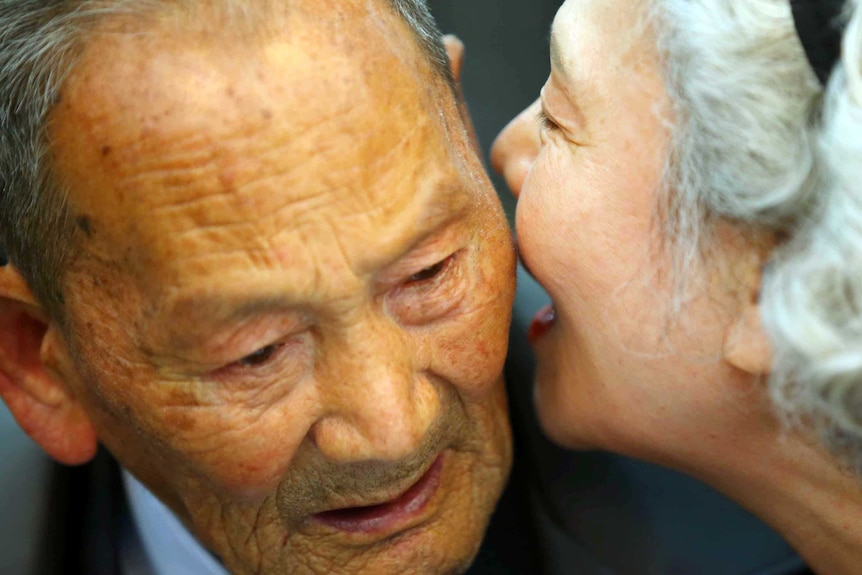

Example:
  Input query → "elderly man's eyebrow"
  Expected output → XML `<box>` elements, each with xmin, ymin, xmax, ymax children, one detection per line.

<box><xmin>153</xmin><ymin>294</ymin><xmax>301</xmax><ymax>351</ymax></box>
<box><xmin>413</xmin><ymin>179</ymin><xmax>471</xmax><ymax>232</ymax></box>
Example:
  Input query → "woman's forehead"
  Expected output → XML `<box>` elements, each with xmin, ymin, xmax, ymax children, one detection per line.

<box><xmin>552</xmin><ymin>0</ymin><xmax>652</xmax><ymax>74</ymax></box>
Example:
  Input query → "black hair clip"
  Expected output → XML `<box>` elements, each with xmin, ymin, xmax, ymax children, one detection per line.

<box><xmin>791</xmin><ymin>0</ymin><xmax>846</xmax><ymax>85</ymax></box>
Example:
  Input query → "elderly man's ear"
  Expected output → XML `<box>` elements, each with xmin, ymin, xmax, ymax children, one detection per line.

<box><xmin>443</xmin><ymin>35</ymin><xmax>465</xmax><ymax>83</ymax></box>
<box><xmin>443</xmin><ymin>35</ymin><xmax>482</xmax><ymax>155</ymax></box>
<box><xmin>0</xmin><ymin>265</ymin><xmax>97</xmax><ymax>465</ymax></box>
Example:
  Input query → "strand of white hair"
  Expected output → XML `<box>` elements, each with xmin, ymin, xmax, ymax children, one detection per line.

<box><xmin>652</xmin><ymin>0</ymin><xmax>862</xmax><ymax>470</ymax></box>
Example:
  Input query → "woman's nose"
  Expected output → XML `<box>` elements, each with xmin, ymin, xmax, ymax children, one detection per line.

<box><xmin>490</xmin><ymin>99</ymin><xmax>542</xmax><ymax>199</ymax></box>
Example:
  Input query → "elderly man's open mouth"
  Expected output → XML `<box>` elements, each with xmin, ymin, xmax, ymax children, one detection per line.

<box><xmin>312</xmin><ymin>452</ymin><xmax>445</xmax><ymax>534</ymax></box>
<box><xmin>278</xmin><ymin>394</ymin><xmax>473</xmax><ymax>545</ymax></box>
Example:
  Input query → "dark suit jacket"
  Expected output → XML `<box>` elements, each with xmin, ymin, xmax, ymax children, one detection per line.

<box><xmin>35</xmin><ymin>450</ymin><xmax>130</xmax><ymax>575</ymax></box>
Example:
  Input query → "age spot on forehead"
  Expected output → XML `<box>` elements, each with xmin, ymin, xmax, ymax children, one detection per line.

<box><xmin>76</xmin><ymin>215</ymin><xmax>94</xmax><ymax>238</ymax></box>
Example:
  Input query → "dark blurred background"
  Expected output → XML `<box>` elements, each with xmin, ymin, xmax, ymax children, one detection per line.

<box><xmin>428</xmin><ymin>0</ymin><xmax>563</xmax><ymax>218</ymax></box>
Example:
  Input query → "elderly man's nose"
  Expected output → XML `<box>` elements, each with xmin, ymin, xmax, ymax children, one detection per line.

<box><xmin>491</xmin><ymin>99</ymin><xmax>542</xmax><ymax>199</ymax></box>
<box><xmin>311</xmin><ymin>325</ymin><xmax>439</xmax><ymax>463</ymax></box>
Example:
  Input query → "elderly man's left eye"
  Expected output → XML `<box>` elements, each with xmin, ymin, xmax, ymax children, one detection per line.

<box><xmin>408</xmin><ymin>256</ymin><xmax>453</xmax><ymax>284</ymax></box>
<box><xmin>389</xmin><ymin>251</ymin><xmax>468</xmax><ymax>326</ymax></box>
<box><xmin>236</xmin><ymin>344</ymin><xmax>283</xmax><ymax>367</ymax></box>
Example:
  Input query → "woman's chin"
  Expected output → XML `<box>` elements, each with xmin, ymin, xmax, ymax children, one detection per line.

<box><xmin>531</xmin><ymin>354</ymin><xmax>596</xmax><ymax>451</ymax></box>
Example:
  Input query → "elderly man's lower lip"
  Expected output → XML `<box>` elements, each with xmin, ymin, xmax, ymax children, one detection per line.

<box><xmin>311</xmin><ymin>454</ymin><xmax>445</xmax><ymax>534</ymax></box>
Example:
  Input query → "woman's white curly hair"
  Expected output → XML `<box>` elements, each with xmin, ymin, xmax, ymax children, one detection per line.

<box><xmin>652</xmin><ymin>0</ymin><xmax>862</xmax><ymax>469</ymax></box>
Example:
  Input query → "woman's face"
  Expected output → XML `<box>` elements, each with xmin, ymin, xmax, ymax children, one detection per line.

<box><xmin>492</xmin><ymin>0</ymin><xmax>767</xmax><ymax>464</ymax></box>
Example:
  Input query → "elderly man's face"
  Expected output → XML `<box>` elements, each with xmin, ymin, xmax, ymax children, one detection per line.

<box><xmin>45</xmin><ymin>2</ymin><xmax>515</xmax><ymax>573</ymax></box>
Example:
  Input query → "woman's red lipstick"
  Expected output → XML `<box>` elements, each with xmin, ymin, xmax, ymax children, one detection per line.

<box><xmin>528</xmin><ymin>304</ymin><xmax>556</xmax><ymax>344</ymax></box>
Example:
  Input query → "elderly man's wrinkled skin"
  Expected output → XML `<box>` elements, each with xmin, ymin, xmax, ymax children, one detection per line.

<box><xmin>4</xmin><ymin>2</ymin><xmax>515</xmax><ymax>573</ymax></box>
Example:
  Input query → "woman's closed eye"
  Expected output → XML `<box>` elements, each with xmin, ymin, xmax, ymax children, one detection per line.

<box><xmin>538</xmin><ymin>109</ymin><xmax>561</xmax><ymax>133</ymax></box>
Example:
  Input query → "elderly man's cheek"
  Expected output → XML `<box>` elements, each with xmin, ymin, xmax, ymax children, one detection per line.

<box><xmin>439</xmin><ymin>285</ymin><xmax>514</xmax><ymax>394</ymax></box>
<box><xmin>156</xmin><ymin>397</ymin><xmax>314</xmax><ymax>498</ymax></box>
<box><xmin>428</xmin><ymin>303</ymin><xmax>512</xmax><ymax>399</ymax></box>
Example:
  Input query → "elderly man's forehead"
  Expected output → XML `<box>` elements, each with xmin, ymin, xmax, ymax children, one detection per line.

<box><xmin>64</xmin><ymin>0</ymin><xmax>442</xmax><ymax>99</ymax></box>
<box><xmin>67</xmin><ymin>0</ymin><xmax>437</xmax><ymax>106</ymax></box>
<box><xmin>50</xmin><ymin>0</ymin><xmax>451</xmax><ymax>196</ymax></box>
<box><xmin>93</xmin><ymin>0</ymin><xmax>423</xmax><ymax>41</ymax></box>
<box><xmin>128</xmin><ymin>0</ymin><xmax>452</xmax><ymax>86</ymax></box>
<box><xmin>48</xmin><ymin>0</ymin><xmax>473</xmax><ymax>296</ymax></box>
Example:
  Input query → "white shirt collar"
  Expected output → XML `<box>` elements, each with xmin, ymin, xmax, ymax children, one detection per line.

<box><xmin>123</xmin><ymin>470</ymin><xmax>229</xmax><ymax>575</ymax></box>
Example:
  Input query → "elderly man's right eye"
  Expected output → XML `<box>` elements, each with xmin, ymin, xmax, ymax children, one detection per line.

<box><xmin>214</xmin><ymin>342</ymin><xmax>290</xmax><ymax>376</ymax></box>
<box><xmin>208</xmin><ymin>336</ymin><xmax>309</xmax><ymax>385</ymax></box>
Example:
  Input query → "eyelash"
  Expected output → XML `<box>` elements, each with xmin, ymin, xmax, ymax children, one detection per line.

<box><xmin>406</xmin><ymin>254</ymin><xmax>455</xmax><ymax>286</ymax></box>
<box><xmin>538</xmin><ymin>110</ymin><xmax>560</xmax><ymax>132</ymax></box>
<box><xmin>389</xmin><ymin>251</ymin><xmax>466</xmax><ymax>324</ymax></box>
<box><xmin>216</xmin><ymin>336</ymin><xmax>303</xmax><ymax>378</ymax></box>
<box><xmin>212</xmin><ymin>343</ymin><xmax>285</xmax><ymax>379</ymax></box>
<box><xmin>235</xmin><ymin>343</ymin><xmax>284</xmax><ymax>368</ymax></box>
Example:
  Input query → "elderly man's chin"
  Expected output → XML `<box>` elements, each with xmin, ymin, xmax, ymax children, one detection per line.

<box><xmin>274</xmin><ymin>503</ymin><xmax>488</xmax><ymax>574</ymax></box>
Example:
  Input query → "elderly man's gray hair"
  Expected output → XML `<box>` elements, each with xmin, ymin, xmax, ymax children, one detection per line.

<box><xmin>0</xmin><ymin>0</ymin><xmax>451</xmax><ymax>322</ymax></box>
<box><xmin>651</xmin><ymin>0</ymin><xmax>862</xmax><ymax>470</ymax></box>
